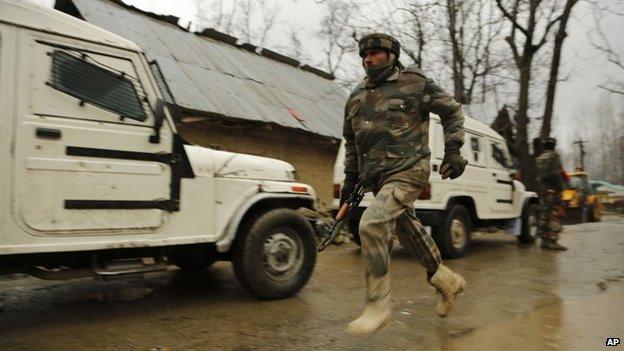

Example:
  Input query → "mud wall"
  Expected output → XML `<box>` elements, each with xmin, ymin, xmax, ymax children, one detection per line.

<box><xmin>177</xmin><ymin>117</ymin><xmax>340</xmax><ymax>210</ymax></box>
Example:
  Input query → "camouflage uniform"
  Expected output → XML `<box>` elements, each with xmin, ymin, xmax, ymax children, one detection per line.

<box><xmin>344</xmin><ymin>64</ymin><xmax>465</xmax><ymax>291</ymax></box>
<box><xmin>535</xmin><ymin>149</ymin><xmax>564</xmax><ymax>241</ymax></box>
<box><xmin>343</xmin><ymin>53</ymin><xmax>467</xmax><ymax>330</ymax></box>
<box><xmin>343</xmin><ymin>66</ymin><xmax>465</xmax><ymax>193</ymax></box>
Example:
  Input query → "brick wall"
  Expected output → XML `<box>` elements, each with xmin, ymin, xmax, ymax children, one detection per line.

<box><xmin>177</xmin><ymin>118</ymin><xmax>339</xmax><ymax>210</ymax></box>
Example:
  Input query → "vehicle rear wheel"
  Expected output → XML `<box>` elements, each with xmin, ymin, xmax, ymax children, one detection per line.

<box><xmin>518</xmin><ymin>201</ymin><xmax>538</xmax><ymax>244</ymax></box>
<box><xmin>433</xmin><ymin>205</ymin><xmax>471</xmax><ymax>259</ymax></box>
<box><xmin>232</xmin><ymin>208</ymin><xmax>316</xmax><ymax>299</ymax></box>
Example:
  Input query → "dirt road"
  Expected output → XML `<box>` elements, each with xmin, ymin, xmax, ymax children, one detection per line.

<box><xmin>0</xmin><ymin>218</ymin><xmax>622</xmax><ymax>350</ymax></box>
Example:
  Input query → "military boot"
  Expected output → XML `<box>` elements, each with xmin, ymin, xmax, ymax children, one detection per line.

<box><xmin>346</xmin><ymin>276</ymin><xmax>392</xmax><ymax>336</ymax></box>
<box><xmin>541</xmin><ymin>239</ymin><xmax>568</xmax><ymax>251</ymax></box>
<box><xmin>429</xmin><ymin>264</ymin><xmax>465</xmax><ymax>318</ymax></box>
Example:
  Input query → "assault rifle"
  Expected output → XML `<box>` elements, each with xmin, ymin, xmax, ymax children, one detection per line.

<box><xmin>317</xmin><ymin>180</ymin><xmax>365</xmax><ymax>252</ymax></box>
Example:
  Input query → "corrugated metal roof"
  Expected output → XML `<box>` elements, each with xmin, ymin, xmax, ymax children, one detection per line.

<box><xmin>59</xmin><ymin>0</ymin><xmax>345</xmax><ymax>139</ymax></box>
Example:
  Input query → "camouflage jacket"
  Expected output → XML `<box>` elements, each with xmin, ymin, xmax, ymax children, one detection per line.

<box><xmin>536</xmin><ymin>150</ymin><xmax>564</xmax><ymax>192</ymax></box>
<box><xmin>343</xmin><ymin>66</ymin><xmax>465</xmax><ymax>192</ymax></box>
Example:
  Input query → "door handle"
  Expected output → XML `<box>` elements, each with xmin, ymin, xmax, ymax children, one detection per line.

<box><xmin>36</xmin><ymin>128</ymin><xmax>61</xmax><ymax>139</ymax></box>
<box><xmin>492</xmin><ymin>172</ymin><xmax>497</xmax><ymax>177</ymax></box>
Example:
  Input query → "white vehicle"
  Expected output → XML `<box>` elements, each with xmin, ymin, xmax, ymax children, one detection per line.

<box><xmin>333</xmin><ymin>114</ymin><xmax>539</xmax><ymax>258</ymax></box>
<box><xmin>0</xmin><ymin>1</ymin><xmax>318</xmax><ymax>299</ymax></box>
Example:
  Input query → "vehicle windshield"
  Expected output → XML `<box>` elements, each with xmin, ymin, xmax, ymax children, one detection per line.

<box><xmin>491</xmin><ymin>143</ymin><xmax>513</xmax><ymax>169</ymax></box>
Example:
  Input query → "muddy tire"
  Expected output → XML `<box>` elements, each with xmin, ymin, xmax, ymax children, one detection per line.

<box><xmin>347</xmin><ymin>209</ymin><xmax>363</xmax><ymax>247</ymax></box>
<box><xmin>433</xmin><ymin>205</ymin><xmax>471</xmax><ymax>259</ymax></box>
<box><xmin>232</xmin><ymin>208</ymin><xmax>316</xmax><ymax>300</ymax></box>
<box><xmin>518</xmin><ymin>201</ymin><xmax>539</xmax><ymax>244</ymax></box>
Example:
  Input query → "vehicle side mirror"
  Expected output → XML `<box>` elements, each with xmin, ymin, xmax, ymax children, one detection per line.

<box><xmin>150</xmin><ymin>98</ymin><xmax>165</xmax><ymax>144</ymax></box>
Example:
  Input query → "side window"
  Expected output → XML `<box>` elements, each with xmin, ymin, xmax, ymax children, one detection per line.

<box><xmin>470</xmin><ymin>136</ymin><xmax>481</xmax><ymax>162</ymax></box>
<box><xmin>28</xmin><ymin>41</ymin><xmax>152</xmax><ymax>126</ymax></box>
<box><xmin>49</xmin><ymin>50</ymin><xmax>146</xmax><ymax>121</ymax></box>
<box><xmin>491</xmin><ymin>142</ymin><xmax>512</xmax><ymax>169</ymax></box>
<box><xmin>464</xmin><ymin>133</ymin><xmax>485</xmax><ymax>167</ymax></box>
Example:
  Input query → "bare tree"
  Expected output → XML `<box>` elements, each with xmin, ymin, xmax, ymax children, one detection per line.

<box><xmin>283</xmin><ymin>24</ymin><xmax>309</xmax><ymax>62</ymax></box>
<box><xmin>317</xmin><ymin>0</ymin><xmax>359</xmax><ymax>78</ymax></box>
<box><xmin>196</xmin><ymin>0</ymin><xmax>280</xmax><ymax>47</ymax></box>
<box><xmin>338</xmin><ymin>0</ymin><xmax>506</xmax><ymax>105</ymax></box>
<box><xmin>196</xmin><ymin>0</ymin><xmax>237</xmax><ymax>34</ymax></box>
<box><xmin>350</xmin><ymin>0</ymin><xmax>434</xmax><ymax>69</ymax></box>
<box><xmin>236</xmin><ymin>0</ymin><xmax>254</xmax><ymax>43</ymax></box>
<box><xmin>571</xmin><ymin>95</ymin><xmax>624</xmax><ymax>184</ymax></box>
<box><xmin>539</xmin><ymin>0</ymin><xmax>580</xmax><ymax>138</ymax></box>
<box><xmin>257</xmin><ymin>0</ymin><xmax>280</xmax><ymax>47</ymax></box>
<box><xmin>495</xmin><ymin>0</ymin><xmax>570</xmax><ymax>190</ymax></box>
<box><xmin>397</xmin><ymin>2</ymin><xmax>430</xmax><ymax>67</ymax></box>
<box><xmin>590</xmin><ymin>6</ymin><xmax>624</xmax><ymax>96</ymax></box>
<box><xmin>442</xmin><ymin>0</ymin><xmax>506</xmax><ymax>104</ymax></box>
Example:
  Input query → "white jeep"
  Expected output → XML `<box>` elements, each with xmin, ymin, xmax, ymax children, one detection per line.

<box><xmin>333</xmin><ymin>114</ymin><xmax>539</xmax><ymax>258</ymax></box>
<box><xmin>0</xmin><ymin>1</ymin><xmax>318</xmax><ymax>299</ymax></box>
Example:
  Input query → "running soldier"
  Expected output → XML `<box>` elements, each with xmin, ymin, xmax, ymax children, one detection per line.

<box><xmin>342</xmin><ymin>33</ymin><xmax>467</xmax><ymax>336</ymax></box>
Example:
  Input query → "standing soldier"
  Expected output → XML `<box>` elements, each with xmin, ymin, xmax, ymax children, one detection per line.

<box><xmin>535</xmin><ymin>137</ymin><xmax>568</xmax><ymax>251</ymax></box>
<box><xmin>341</xmin><ymin>33</ymin><xmax>468</xmax><ymax>336</ymax></box>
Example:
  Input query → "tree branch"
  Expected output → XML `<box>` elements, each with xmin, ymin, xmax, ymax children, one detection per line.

<box><xmin>496</xmin><ymin>0</ymin><xmax>529</xmax><ymax>37</ymax></box>
<box><xmin>598</xmin><ymin>84</ymin><xmax>624</xmax><ymax>96</ymax></box>
<box><xmin>535</xmin><ymin>10</ymin><xmax>568</xmax><ymax>50</ymax></box>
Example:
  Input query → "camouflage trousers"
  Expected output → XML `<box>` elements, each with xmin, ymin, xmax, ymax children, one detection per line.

<box><xmin>359</xmin><ymin>181</ymin><xmax>442</xmax><ymax>303</ymax></box>
<box><xmin>538</xmin><ymin>191</ymin><xmax>563</xmax><ymax>241</ymax></box>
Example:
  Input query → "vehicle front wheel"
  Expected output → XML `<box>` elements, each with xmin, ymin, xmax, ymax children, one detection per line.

<box><xmin>232</xmin><ymin>208</ymin><xmax>317</xmax><ymax>299</ymax></box>
<box><xmin>432</xmin><ymin>205</ymin><xmax>471</xmax><ymax>259</ymax></box>
<box><xmin>517</xmin><ymin>201</ymin><xmax>539</xmax><ymax>244</ymax></box>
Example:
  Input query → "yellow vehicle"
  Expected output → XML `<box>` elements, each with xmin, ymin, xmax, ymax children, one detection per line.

<box><xmin>562</xmin><ymin>171</ymin><xmax>602</xmax><ymax>223</ymax></box>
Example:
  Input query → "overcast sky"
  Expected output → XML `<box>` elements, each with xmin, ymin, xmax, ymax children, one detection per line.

<box><xmin>30</xmin><ymin>0</ymin><xmax>624</xmax><ymax>158</ymax></box>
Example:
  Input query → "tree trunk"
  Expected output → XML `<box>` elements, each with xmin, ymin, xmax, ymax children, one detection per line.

<box><xmin>495</xmin><ymin>0</ymin><xmax>573</xmax><ymax>191</ymax></box>
<box><xmin>540</xmin><ymin>0</ymin><xmax>578</xmax><ymax>139</ymax></box>
<box><xmin>515</xmin><ymin>60</ymin><xmax>536</xmax><ymax>190</ymax></box>
<box><xmin>447</xmin><ymin>0</ymin><xmax>466</xmax><ymax>103</ymax></box>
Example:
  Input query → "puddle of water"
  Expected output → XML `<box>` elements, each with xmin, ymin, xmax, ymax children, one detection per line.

<box><xmin>443</xmin><ymin>287</ymin><xmax>624</xmax><ymax>351</ymax></box>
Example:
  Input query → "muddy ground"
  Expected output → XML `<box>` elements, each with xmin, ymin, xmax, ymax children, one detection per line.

<box><xmin>0</xmin><ymin>218</ymin><xmax>622</xmax><ymax>351</ymax></box>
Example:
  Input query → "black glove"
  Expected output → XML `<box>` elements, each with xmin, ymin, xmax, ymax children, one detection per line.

<box><xmin>440</xmin><ymin>143</ymin><xmax>468</xmax><ymax>180</ymax></box>
<box><xmin>340</xmin><ymin>172</ymin><xmax>358</xmax><ymax>207</ymax></box>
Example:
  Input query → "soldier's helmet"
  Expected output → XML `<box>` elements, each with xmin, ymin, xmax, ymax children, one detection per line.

<box><xmin>542</xmin><ymin>137</ymin><xmax>556</xmax><ymax>149</ymax></box>
<box><xmin>358</xmin><ymin>33</ymin><xmax>401</xmax><ymax>58</ymax></box>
